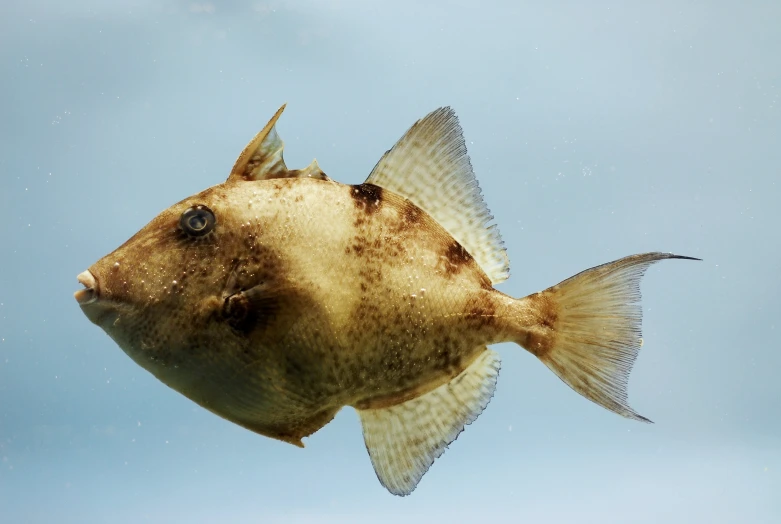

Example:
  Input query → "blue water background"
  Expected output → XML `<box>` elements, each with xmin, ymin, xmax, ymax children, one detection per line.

<box><xmin>1</xmin><ymin>1</ymin><xmax>779</xmax><ymax>522</ymax></box>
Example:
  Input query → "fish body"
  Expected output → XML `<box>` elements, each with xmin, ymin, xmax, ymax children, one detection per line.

<box><xmin>75</xmin><ymin>105</ymin><xmax>696</xmax><ymax>495</ymax></box>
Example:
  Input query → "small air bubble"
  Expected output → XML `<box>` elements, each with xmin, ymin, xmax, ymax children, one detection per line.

<box><xmin>113</xmin><ymin>262</ymin><xmax>120</xmax><ymax>269</ymax></box>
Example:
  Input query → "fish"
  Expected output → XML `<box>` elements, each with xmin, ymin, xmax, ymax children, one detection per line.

<box><xmin>74</xmin><ymin>104</ymin><xmax>698</xmax><ymax>496</ymax></box>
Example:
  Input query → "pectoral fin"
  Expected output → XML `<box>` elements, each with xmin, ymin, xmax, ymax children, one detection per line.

<box><xmin>357</xmin><ymin>348</ymin><xmax>501</xmax><ymax>496</ymax></box>
<box><xmin>223</xmin><ymin>282</ymin><xmax>303</xmax><ymax>342</ymax></box>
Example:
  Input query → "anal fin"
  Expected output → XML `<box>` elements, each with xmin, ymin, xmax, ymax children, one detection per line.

<box><xmin>357</xmin><ymin>348</ymin><xmax>501</xmax><ymax>496</ymax></box>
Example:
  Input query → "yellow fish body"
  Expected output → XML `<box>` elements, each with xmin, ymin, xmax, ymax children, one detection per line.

<box><xmin>74</xmin><ymin>105</ymin><xmax>697</xmax><ymax>495</ymax></box>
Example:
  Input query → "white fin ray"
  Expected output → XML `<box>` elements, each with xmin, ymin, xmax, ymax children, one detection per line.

<box><xmin>228</xmin><ymin>105</ymin><xmax>328</xmax><ymax>182</ymax></box>
<box><xmin>357</xmin><ymin>348</ymin><xmax>501</xmax><ymax>496</ymax></box>
<box><xmin>366</xmin><ymin>107</ymin><xmax>510</xmax><ymax>284</ymax></box>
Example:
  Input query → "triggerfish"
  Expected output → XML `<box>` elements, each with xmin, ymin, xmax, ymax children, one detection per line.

<box><xmin>74</xmin><ymin>105</ymin><xmax>697</xmax><ymax>495</ymax></box>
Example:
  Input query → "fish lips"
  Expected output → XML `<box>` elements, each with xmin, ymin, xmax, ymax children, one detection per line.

<box><xmin>74</xmin><ymin>270</ymin><xmax>99</xmax><ymax>305</ymax></box>
<box><xmin>74</xmin><ymin>269</ymin><xmax>122</xmax><ymax>328</ymax></box>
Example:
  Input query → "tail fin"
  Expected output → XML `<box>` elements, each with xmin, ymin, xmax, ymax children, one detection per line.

<box><xmin>515</xmin><ymin>252</ymin><xmax>699</xmax><ymax>422</ymax></box>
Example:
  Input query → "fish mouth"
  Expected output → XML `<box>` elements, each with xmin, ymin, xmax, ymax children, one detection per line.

<box><xmin>74</xmin><ymin>270</ymin><xmax>99</xmax><ymax>305</ymax></box>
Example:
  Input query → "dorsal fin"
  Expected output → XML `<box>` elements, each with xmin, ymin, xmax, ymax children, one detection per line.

<box><xmin>287</xmin><ymin>158</ymin><xmax>329</xmax><ymax>181</ymax></box>
<box><xmin>228</xmin><ymin>105</ymin><xmax>328</xmax><ymax>182</ymax></box>
<box><xmin>229</xmin><ymin>104</ymin><xmax>288</xmax><ymax>182</ymax></box>
<box><xmin>357</xmin><ymin>348</ymin><xmax>501</xmax><ymax>496</ymax></box>
<box><xmin>365</xmin><ymin>107</ymin><xmax>510</xmax><ymax>284</ymax></box>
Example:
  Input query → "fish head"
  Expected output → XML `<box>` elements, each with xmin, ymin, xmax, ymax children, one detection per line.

<box><xmin>73</xmin><ymin>104</ymin><xmax>332</xmax><ymax>395</ymax></box>
<box><xmin>73</xmin><ymin>179</ymin><xmax>283</xmax><ymax>374</ymax></box>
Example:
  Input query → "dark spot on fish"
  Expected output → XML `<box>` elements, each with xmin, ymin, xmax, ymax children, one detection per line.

<box><xmin>522</xmin><ymin>291</ymin><xmax>559</xmax><ymax>357</ymax></box>
<box><xmin>358</xmin><ymin>266</ymin><xmax>382</xmax><ymax>285</ymax></box>
<box><xmin>349</xmin><ymin>235</ymin><xmax>370</xmax><ymax>257</ymax></box>
<box><xmin>350</xmin><ymin>183</ymin><xmax>384</xmax><ymax>215</ymax></box>
<box><xmin>465</xmin><ymin>295</ymin><xmax>498</xmax><ymax>329</ymax></box>
<box><xmin>446</xmin><ymin>242</ymin><xmax>471</xmax><ymax>264</ymax></box>
<box><xmin>441</xmin><ymin>241</ymin><xmax>473</xmax><ymax>276</ymax></box>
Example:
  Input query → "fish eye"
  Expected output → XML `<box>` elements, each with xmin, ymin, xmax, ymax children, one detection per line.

<box><xmin>180</xmin><ymin>205</ymin><xmax>216</xmax><ymax>237</ymax></box>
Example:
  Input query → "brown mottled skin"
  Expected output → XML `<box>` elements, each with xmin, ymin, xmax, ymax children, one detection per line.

<box><xmin>80</xmin><ymin>176</ymin><xmax>535</xmax><ymax>446</ymax></box>
<box><xmin>76</xmin><ymin>105</ymin><xmax>698</xmax><ymax>499</ymax></box>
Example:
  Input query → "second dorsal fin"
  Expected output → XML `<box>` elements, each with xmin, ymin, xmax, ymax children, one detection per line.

<box><xmin>365</xmin><ymin>107</ymin><xmax>510</xmax><ymax>284</ymax></box>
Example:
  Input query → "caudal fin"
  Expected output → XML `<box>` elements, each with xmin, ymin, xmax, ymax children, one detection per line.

<box><xmin>515</xmin><ymin>252</ymin><xmax>699</xmax><ymax>422</ymax></box>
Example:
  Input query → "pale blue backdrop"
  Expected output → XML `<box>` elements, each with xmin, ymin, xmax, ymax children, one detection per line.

<box><xmin>1</xmin><ymin>1</ymin><xmax>779</xmax><ymax>522</ymax></box>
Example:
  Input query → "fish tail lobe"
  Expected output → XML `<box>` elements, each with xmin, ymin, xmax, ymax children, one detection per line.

<box><xmin>512</xmin><ymin>252</ymin><xmax>699</xmax><ymax>422</ymax></box>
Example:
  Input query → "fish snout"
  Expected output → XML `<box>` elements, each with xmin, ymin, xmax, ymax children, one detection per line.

<box><xmin>74</xmin><ymin>270</ymin><xmax>99</xmax><ymax>305</ymax></box>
